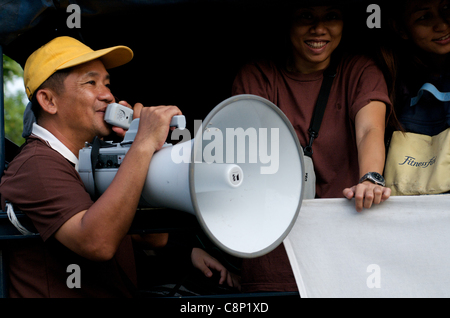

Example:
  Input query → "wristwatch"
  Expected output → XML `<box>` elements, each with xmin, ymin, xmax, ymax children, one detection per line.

<box><xmin>359</xmin><ymin>172</ymin><xmax>385</xmax><ymax>187</ymax></box>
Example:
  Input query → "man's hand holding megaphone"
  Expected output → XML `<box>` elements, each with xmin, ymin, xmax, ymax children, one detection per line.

<box><xmin>110</xmin><ymin>101</ymin><xmax>182</xmax><ymax>152</ymax></box>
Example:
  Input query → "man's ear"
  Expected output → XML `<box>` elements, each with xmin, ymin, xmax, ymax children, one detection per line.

<box><xmin>35</xmin><ymin>89</ymin><xmax>58</xmax><ymax>115</ymax></box>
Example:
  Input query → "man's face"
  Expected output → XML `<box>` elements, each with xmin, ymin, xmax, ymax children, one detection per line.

<box><xmin>55</xmin><ymin>59</ymin><xmax>115</xmax><ymax>143</ymax></box>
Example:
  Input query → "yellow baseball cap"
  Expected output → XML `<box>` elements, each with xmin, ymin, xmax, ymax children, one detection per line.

<box><xmin>24</xmin><ymin>36</ymin><xmax>134</xmax><ymax>100</ymax></box>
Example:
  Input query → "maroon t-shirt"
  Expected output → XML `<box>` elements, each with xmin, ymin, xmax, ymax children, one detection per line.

<box><xmin>232</xmin><ymin>54</ymin><xmax>391</xmax><ymax>293</ymax></box>
<box><xmin>233</xmin><ymin>54</ymin><xmax>391</xmax><ymax>199</ymax></box>
<box><xmin>0</xmin><ymin>136</ymin><xmax>137</xmax><ymax>297</ymax></box>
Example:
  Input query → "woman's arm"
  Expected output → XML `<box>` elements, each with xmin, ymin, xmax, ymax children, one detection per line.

<box><xmin>343</xmin><ymin>101</ymin><xmax>391</xmax><ymax>212</ymax></box>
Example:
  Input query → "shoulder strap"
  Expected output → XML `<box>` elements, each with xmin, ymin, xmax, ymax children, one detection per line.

<box><xmin>410</xmin><ymin>82</ymin><xmax>450</xmax><ymax>106</ymax></box>
<box><xmin>303</xmin><ymin>64</ymin><xmax>337</xmax><ymax>157</ymax></box>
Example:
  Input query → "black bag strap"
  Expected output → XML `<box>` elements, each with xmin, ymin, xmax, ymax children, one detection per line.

<box><xmin>303</xmin><ymin>64</ymin><xmax>337</xmax><ymax>158</ymax></box>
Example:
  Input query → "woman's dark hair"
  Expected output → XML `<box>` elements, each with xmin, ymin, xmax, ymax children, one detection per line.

<box><xmin>374</xmin><ymin>0</ymin><xmax>420</xmax><ymax>133</ymax></box>
<box><xmin>374</xmin><ymin>0</ymin><xmax>450</xmax><ymax>133</ymax></box>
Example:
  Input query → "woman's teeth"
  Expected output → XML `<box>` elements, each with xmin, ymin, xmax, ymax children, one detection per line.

<box><xmin>306</xmin><ymin>41</ymin><xmax>327</xmax><ymax>48</ymax></box>
<box><xmin>436</xmin><ymin>34</ymin><xmax>450</xmax><ymax>41</ymax></box>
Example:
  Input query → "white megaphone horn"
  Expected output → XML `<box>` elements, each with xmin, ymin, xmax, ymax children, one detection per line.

<box><xmin>79</xmin><ymin>94</ymin><xmax>305</xmax><ymax>258</ymax></box>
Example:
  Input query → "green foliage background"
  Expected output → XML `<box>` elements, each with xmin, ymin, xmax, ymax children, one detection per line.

<box><xmin>3</xmin><ymin>54</ymin><xmax>27</xmax><ymax>146</ymax></box>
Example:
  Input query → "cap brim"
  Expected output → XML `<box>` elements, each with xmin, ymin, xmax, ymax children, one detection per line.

<box><xmin>57</xmin><ymin>46</ymin><xmax>134</xmax><ymax>70</ymax></box>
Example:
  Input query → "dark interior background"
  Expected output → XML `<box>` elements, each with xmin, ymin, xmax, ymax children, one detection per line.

<box><xmin>0</xmin><ymin>0</ymin><xmax>394</xmax><ymax>295</ymax></box>
<box><xmin>2</xmin><ymin>0</ymin><xmax>387</xmax><ymax>134</ymax></box>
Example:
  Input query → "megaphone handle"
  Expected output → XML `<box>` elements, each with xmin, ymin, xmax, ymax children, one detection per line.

<box><xmin>170</xmin><ymin>115</ymin><xmax>186</xmax><ymax>130</ymax></box>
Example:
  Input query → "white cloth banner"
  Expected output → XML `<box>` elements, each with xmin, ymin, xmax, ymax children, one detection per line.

<box><xmin>283</xmin><ymin>194</ymin><xmax>450</xmax><ymax>298</ymax></box>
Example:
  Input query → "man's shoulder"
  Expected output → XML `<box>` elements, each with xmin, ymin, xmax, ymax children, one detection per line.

<box><xmin>17</xmin><ymin>136</ymin><xmax>61</xmax><ymax>159</ymax></box>
<box><xmin>5</xmin><ymin>136</ymin><xmax>69</xmax><ymax>176</ymax></box>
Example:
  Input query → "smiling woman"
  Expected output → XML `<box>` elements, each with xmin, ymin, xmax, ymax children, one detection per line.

<box><xmin>382</xmin><ymin>0</ymin><xmax>450</xmax><ymax>135</ymax></box>
<box><xmin>232</xmin><ymin>2</ymin><xmax>393</xmax><ymax>293</ymax></box>
<box><xmin>377</xmin><ymin>0</ymin><xmax>450</xmax><ymax>195</ymax></box>
<box><xmin>401</xmin><ymin>0</ymin><xmax>450</xmax><ymax>57</ymax></box>
<box><xmin>289</xmin><ymin>6</ymin><xmax>344</xmax><ymax>74</ymax></box>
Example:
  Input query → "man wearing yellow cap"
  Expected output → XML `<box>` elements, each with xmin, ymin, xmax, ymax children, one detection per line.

<box><xmin>0</xmin><ymin>36</ymin><xmax>236</xmax><ymax>297</ymax></box>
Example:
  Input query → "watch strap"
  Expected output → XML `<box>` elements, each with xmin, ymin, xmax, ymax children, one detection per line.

<box><xmin>359</xmin><ymin>172</ymin><xmax>385</xmax><ymax>187</ymax></box>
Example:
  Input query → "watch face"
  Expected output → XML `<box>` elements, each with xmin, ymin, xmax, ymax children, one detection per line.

<box><xmin>360</xmin><ymin>172</ymin><xmax>385</xmax><ymax>186</ymax></box>
<box><xmin>372</xmin><ymin>172</ymin><xmax>384</xmax><ymax>182</ymax></box>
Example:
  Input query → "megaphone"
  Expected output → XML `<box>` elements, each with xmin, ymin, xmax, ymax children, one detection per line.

<box><xmin>79</xmin><ymin>94</ymin><xmax>305</xmax><ymax>258</ymax></box>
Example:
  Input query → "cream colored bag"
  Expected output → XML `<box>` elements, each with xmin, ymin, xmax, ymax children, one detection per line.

<box><xmin>384</xmin><ymin>128</ymin><xmax>450</xmax><ymax>196</ymax></box>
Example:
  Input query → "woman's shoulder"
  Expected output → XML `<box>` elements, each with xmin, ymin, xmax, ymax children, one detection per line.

<box><xmin>233</xmin><ymin>59</ymin><xmax>286</xmax><ymax>91</ymax></box>
<box><xmin>335</xmin><ymin>53</ymin><xmax>386</xmax><ymax>86</ymax></box>
<box><xmin>338</xmin><ymin>53</ymin><xmax>378</xmax><ymax>72</ymax></box>
<box><xmin>238</xmin><ymin>59</ymin><xmax>281</xmax><ymax>76</ymax></box>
